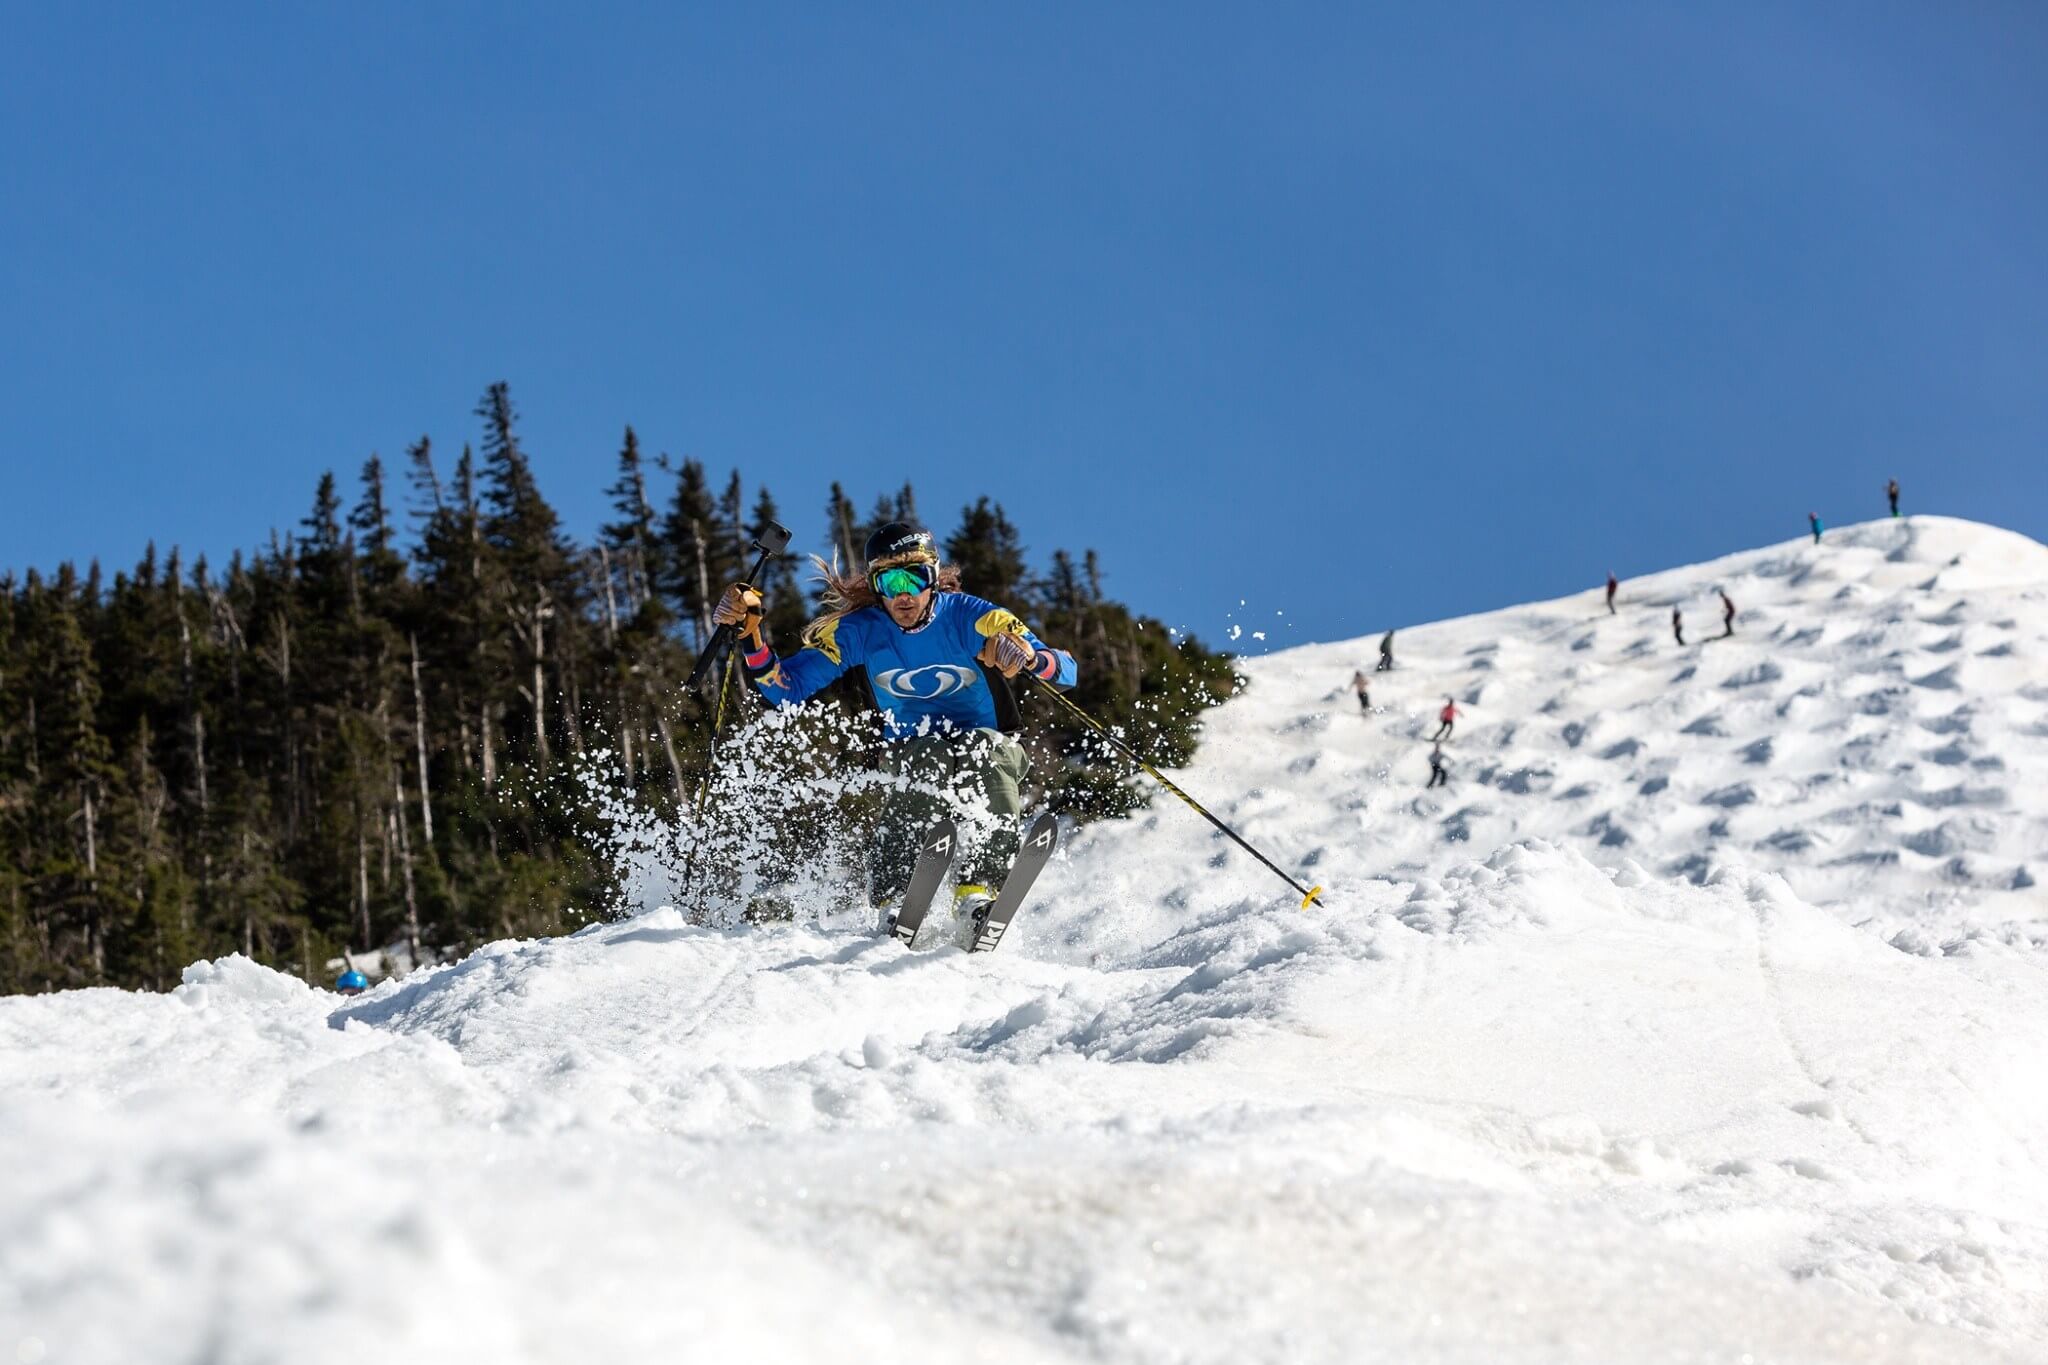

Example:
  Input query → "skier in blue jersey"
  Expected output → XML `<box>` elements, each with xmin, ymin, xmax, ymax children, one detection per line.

<box><xmin>711</xmin><ymin>521</ymin><xmax>1078</xmax><ymax>924</ymax></box>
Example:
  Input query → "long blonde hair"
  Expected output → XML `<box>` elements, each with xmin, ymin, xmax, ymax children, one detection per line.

<box><xmin>801</xmin><ymin>551</ymin><xmax>964</xmax><ymax>651</ymax></box>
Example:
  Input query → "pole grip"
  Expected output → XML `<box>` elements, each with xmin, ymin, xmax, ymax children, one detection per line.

<box><xmin>686</xmin><ymin>540</ymin><xmax>781</xmax><ymax>692</ymax></box>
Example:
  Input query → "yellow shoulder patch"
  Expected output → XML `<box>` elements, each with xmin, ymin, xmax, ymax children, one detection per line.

<box><xmin>811</xmin><ymin>618</ymin><xmax>843</xmax><ymax>665</ymax></box>
<box><xmin>974</xmin><ymin>608</ymin><xmax>1029</xmax><ymax>639</ymax></box>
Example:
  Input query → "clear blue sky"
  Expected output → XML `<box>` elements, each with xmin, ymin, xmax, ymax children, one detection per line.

<box><xmin>3</xmin><ymin>3</ymin><xmax>2043</xmax><ymax>652</ymax></box>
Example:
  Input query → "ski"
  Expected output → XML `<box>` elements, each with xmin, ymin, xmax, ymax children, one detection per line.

<box><xmin>888</xmin><ymin>819</ymin><xmax>958</xmax><ymax>945</ymax></box>
<box><xmin>969</xmin><ymin>811</ymin><xmax>1060</xmax><ymax>954</ymax></box>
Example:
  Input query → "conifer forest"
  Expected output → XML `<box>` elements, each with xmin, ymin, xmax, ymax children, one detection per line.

<box><xmin>0</xmin><ymin>384</ymin><xmax>1234</xmax><ymax>995</ymax></box>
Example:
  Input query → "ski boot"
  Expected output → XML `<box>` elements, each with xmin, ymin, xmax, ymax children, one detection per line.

<box><xmin>952</xmin><ymin>883</ymin><xmax>996</xmax><ymax>946</ymax></box>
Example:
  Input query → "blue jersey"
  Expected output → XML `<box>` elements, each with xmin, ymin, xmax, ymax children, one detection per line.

<box><xmin>743</xmin><ymin>592</ymin><xmax>1078</xmax><ymax>737</ymax></box>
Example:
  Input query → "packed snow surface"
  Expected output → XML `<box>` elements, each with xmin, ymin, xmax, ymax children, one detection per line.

<box><xmin>5</xmin><ymin>516</ymin><xmax>2047</xmax><ymax>1363</ymax></box>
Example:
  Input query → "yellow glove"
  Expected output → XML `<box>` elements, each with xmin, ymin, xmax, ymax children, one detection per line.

<box><xmin>980</xmin><ymin>630</ymin><xmax>1037</xmax><ymax>679</ymax></box>
<box><xmin>712</xmin><ymin>584</ymin><xmax>764</xmax><ymax>641</ymax></box>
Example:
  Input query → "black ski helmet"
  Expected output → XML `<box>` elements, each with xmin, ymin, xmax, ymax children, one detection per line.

<box><xmin>864</xmin><ymin>521</ymin><xmax>936</xmax><ymax>566</ymax></box>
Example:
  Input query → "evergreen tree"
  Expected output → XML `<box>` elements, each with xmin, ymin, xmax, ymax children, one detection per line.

<box><xmin>477</xmin><ymin>381</ymin><xmax>576</xmax><ymax>773</ymax></box>
<box><xmin>351</xmin><ymin>455</ymin><xmax>405</xmax><ymax>595</ymax></box>
<box><xmin>0</xmin><ymin>395</ymin><xmax>1231</xmax><ymax>995</ymax></box>
<box><xmin>824</xmin><ymin>482</ymin><xmax>859</xmax><ymax>571</ymax></box>
<box><xmin>660</xmin><ymin>458</ymin><xmax>720</xmax><ymax>650</ymax></box>
<box><xmin>600</xmin><ymin>427</ymin><xmax>662</xmax><ymax>622</ymax></box>
<box><xmin>718</xmin><ymin>471</ymin><xmax>747</xmax><ymax>576</ymax></box>
<box><xmin>23</xmin><ymin>568</ymin><xmax>120</xmax><ymax>983</ymax></box>
<box><xmin>945</xmin><ymin>497</ymin><xmax>1029</xmax><ymax>603</ymax></box>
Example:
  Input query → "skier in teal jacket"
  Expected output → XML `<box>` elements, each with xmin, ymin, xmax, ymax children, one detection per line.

<box><xmin>712</xmin><ymin>521</ymin><xmax>1077</xmax><ymax>920</ymax></box>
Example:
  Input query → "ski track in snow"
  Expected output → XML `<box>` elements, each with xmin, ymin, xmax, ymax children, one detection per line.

<box><xmin>3</xmin><ymin>516</ymin><xmax>2047</xmax><ymax>1363</ymax></box>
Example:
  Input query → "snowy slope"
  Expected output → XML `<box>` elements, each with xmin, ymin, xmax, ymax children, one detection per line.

<box><xmin>4</xmin><ymin>516</ymin><xmax>2047</xmax><ymax>1364</ymax></box>
<box><xmin>1033</xmin><ymin>514</ymin><xmax>2048</xmax><ymax>963</ymax></box>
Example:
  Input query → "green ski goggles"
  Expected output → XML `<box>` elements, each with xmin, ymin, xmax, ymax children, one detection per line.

<box><xmin>870</xmin><ymin>562</ymin><xmax>936</xmax><ymax>599</ymax></box>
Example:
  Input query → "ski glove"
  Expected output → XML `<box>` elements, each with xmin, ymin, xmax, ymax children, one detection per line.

<box><xmin>712</xmin><ymin>584</ymin><xmax>765</xmax><ymax>640</ymax></box>
<box><xmin>980</xmin><ymin>630</ymin><xmax>1039</xmax><ymax>679</ymax></box>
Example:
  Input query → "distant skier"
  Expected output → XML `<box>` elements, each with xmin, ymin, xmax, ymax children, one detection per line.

<box><xmin>1719</xmin><ymin>589</ymin><xmax>1736</xmax><ymax>637</ymax></box>
<box><xmin>1431</xmin><ymin>696</ymin><xmax>1459</xmax><ymax>742</ymax></box>
<box><xmin>1605</xmin><ymin>572</ymin><xmax>1618</xmax><ymax>615</ymax></box>
<box><xmin>1376</xmin><ymin>629</ymin><xmax>1395</xmax><ymax>672</ymax></box>
<box><xmin>336</xmin><ymin>969</ymin><xmax>368</xmax><ymax>997</ymax></box>
<box><xmin>1887</xmin><ymin>479</ymin><xmax>1900</xmax><ymax>518</ymax></box>
<box><xmin>1426</xmin><ymin>743</ymin><xmax>1449</xmax><ymax>789</ymax></box>
<box><xmin>713</xmin><ymin>520</ymin><xmax>1078</xmax><ymax>927</ymax></box>
<box><xmin>1350</xmin><ymin>669</ymin><xmax>1371</xmax><ymax>713</ymax></box>
<box><xmin>1672</xmin><ymin>605</ymin><xmax>1685</xmax><ymax>646</ymax></box>
<box><xmin>1809</xmin><ymin>512</ymin><xmax>1823</xmax><ymax>544</ymax></box>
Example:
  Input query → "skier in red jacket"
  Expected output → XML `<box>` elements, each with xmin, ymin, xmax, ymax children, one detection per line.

<box><xmin>1431</xmin><ymin>697</ymin><xmax>1459</xmax><ymax>742</ymax></box>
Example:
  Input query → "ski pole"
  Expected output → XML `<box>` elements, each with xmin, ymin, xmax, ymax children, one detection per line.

<box><xmin>1024</xmin><ymin>674</ymin><xmax>1325</xmax><ymax>909</ymax></box>
<box><xmin>686</xmin><ymin>521</ymin><xmax>793</xmax><ymax>692</ymax></box>
<box><xmin>691</xmin><ymin>647</ymin><xmax>739</xmax><ymax>820</ymax></box>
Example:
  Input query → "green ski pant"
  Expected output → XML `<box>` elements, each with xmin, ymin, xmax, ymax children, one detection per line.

<box><xmin>873</xmin><ymin>729</ymin><xmax>1031</xmax><ymax>904</ymax></box>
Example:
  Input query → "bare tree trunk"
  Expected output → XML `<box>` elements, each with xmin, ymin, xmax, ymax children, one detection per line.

<box><xmin>241</xmin><ymin>830</ymin><xmax>254</xmax><ymax>958</ymax></box>
<box><xmin>179</xmin><ymin>599</ymin><xmax>210</xmax><ymax>936</ymax></box>
<box><xmin>837</xmin><ymin>501</ymin><xmax>857</xmax><ymax>572</ymax></box>
<box><xmin>618</xmin><ymin>696</ymin><xmax>635</xmax><ymax>781</ymax></box>
<box><xmin>598</xmin><ymin>545</ymin><xmax>619</xmax><ymax>646</ymax></box>
<box><xmin>179</xmin><ymin>607</ymin><xmax>209</xmax><ymax>815</ymax></box>
<box><xmin>563</xmin><ymin>670</ymin><xmax>585</xmax><ymax>759</ymax></box>
<box><xmin>394</xmin><ymin>769</ymin><xmax>421</xmax><ymax>967</ymax></box>
<box><xmin>409</xmin><ymin>635</ymin><xmax>434</xmax><ymax>843</ymax></box>
<box><xmin>275</xmin><ymin>612</ymin><xmax>297</xmax><ymax>841</ymax></box>
<box><xmin>626</xmin><ymin>544</ymin><xmax>647</xmax><ymax>614</ymax></box>
<box><xmin>83</xmin><ymin>785</ymin><xmax>103</xmax><ymax>977</ymax></box>
<box><xmin>355</xmin><ymin>802</ymin><xmax>371</xmax><ymax>950</ymax></box>
<box><xmin>691</xmin><ymin>520</ymin><xmax>712</xmax><ymax>650</ymax></box>
<box><xmin>644</xmin><ymin>681</ymin><xmax>686</xmax><ymax>799</ymax></box>
<box><xmin>531</xmin><ymin>589</ymin><xmax>551</xmax><ymax>770</ymax></box>
<box><xmin>481</xmin><ymin>701</ymin><xmax>497</xmax><ymax>791</ymax></box>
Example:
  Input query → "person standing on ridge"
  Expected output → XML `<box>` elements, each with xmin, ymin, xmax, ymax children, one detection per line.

<box><xmin>1350</xmin><ymin>669</ymin><xmax>1371</xmax><ymax>713</ymax></box>
<box><xmin>1719</xmin><ymin>589</ymin><xmax>1736</xmax><ymax>637</ymax></box>
<box><xmin>1377</xmin><ymin>629</ymin><xmax>1395</xmax><ymax>672</ymax></box>
<box><xmin>712</xmin><ymin>521</ymin><xmax>1078</xmax><ymax>928</ymax></box>
<box><xmin>1427</xmin><ymin>742</ymin><xmax>1450</xmax><ymax>789</ymax></box>
<box><xmin>1431</xmin><ymin>696</ymin><xmax>1459</xmax><ymax>742</ymax></box>
<box><xmin>1606</xmin><ymin>572</ymin><xmax>1618</xmax><ymax>615</ymax></box>
<box><xmin>1809</xmin><ymin>512</ymin><xmax>1823</xmax><ymax>544</ymax></box>
<box><xmin>1672</xmin><ymin>605</ymin><xmax>1685</xmax><ymax>646</ymax></box>
<box><xmin>1888</xmin><ymin>479</ymin><xmax>1900</xmax><ymax>517</ymax></box>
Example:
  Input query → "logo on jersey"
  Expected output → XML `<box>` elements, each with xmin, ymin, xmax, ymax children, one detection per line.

<box><xmin>873</xmin><ymin>664</ymin><xmax>982</xmax><ymax>700</ymax></box>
